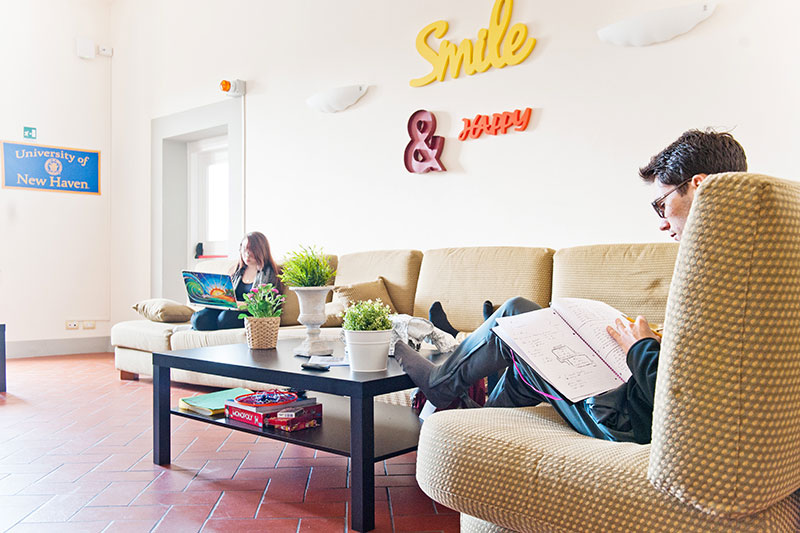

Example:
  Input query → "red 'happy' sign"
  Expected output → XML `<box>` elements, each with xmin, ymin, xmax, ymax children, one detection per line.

<box><xmin>458</xmin><ymin>107</ymin><xmax>532</xmax><ymax>140</ymax></box>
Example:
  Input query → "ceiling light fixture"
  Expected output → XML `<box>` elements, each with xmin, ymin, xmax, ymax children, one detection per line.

<box><xmin>597</xmin><ymin>2</ymin><xmax>717</xmax><ymax>47</ymax></box>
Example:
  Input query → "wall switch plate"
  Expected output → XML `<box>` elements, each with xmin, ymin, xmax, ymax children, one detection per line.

<box><xmin>76</xmin><ymin>37</ymin><xmax>96</xmax><ymax>60</ymax></box>
<box><xmin>82</xmin><ymin>321</ymin><xmax>96</xmax><ymax>330</ymax></box>
<box><xmin>66</xmin><ymin>321</ymin><xmax>79</xmax><ymax>330</ymax></box>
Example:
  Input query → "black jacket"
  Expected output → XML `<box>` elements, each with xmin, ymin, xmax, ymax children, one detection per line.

<box><xmin>231</xmin><ymin>265</ymin><xmax>278</xmax><ymax>295</ymax></box>
<box><xmin>586</xmin><ymin>338</ymin><xmax>660</xmax><ymax>444</ymax></box>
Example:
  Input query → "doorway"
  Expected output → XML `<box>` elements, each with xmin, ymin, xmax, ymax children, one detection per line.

<box><xmin>151</xmin><ymin>99</ymin><xmax>244</xmax><ymax>302</ymax></box>
<box><xmin>187</xmin><ymin>134</ymin><xmax>240</xmax><ymax>264</ymax></box>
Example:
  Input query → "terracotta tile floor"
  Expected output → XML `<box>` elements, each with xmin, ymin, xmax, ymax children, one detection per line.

<box><xmin>0</xmin><ymin>353</ymin><xmax>460</xmax><ymax>532</ymax></box>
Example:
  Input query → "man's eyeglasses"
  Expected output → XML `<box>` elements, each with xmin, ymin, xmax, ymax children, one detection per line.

<box><xmin>650</xmin><ymin>178</ymin><xmax>693</xmax><ymax>218</ymax></box>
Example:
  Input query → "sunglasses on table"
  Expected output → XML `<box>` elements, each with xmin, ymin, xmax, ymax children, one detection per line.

<box><xmin>650</xmin><ymin>177</ymin><xmax>693</xmax><ymax>218</ymax></box>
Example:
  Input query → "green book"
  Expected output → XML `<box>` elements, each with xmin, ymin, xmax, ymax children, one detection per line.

<box><xmin>180</xmin><ymin>387</ymin><xmax>252</xmax><ymax>416</ymax></box>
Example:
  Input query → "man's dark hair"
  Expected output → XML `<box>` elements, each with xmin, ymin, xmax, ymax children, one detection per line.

<box><xmin>639</xmin><ymin>129</ymin><xmax>748</xmax><ymax>191</ymax></box>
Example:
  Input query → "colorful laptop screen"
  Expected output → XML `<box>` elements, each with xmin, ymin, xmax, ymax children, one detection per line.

<box><xmin>182</xmin><ymin>271</ymin><xmax>237</xmax><ymax>309</ymax></box>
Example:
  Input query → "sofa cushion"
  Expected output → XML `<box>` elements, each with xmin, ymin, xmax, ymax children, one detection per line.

<box><xmin>334</xmin><ymin>250</ymin><xmax>422</xmax><ymax>316</ymax></box>
<box><xmin>413</xmin><ymin>247</ymin><xmax>555</xmax><ymax>332</ymax></box>
<box><xmin>551</xmin><ymin>243</ymin><xmax>679</xmax><ymax>326</ymax></box>
<box><xmin>169</xmin><ymin>324</ymin><xmax>335</xmax><ymax>351</ymax></box>
<box><xmin>132</xmin><ymin>298</ymin><xmax>195</xmax><ymax>323</ymax></box>
<box><xmin>111</xmin><ymin>320</ymin><xmax>180</xmax><ymax>352</ymax></box>
<box><xmin>333</xmin><ymin>277</ymin><xmax>398</xmax><ymax>313</ymax></box>
<box><xmin>323</xmin><ymin>301</ymin><xmax>345</xmax><ymax>327</ymax></box>
<box><xmin>170</xmin><ymin>327</ymin><xmax>247</xmax><ymax>350</ymax></box>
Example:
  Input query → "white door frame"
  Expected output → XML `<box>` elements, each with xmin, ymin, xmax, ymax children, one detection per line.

<box><xmin>150</xmin><ymin>99</ymin><xmax>244</xmax><ymax>302</ymax></box>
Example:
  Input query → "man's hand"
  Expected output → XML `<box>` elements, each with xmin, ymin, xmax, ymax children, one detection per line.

<box><xmin>606</xmin><ymin>316</ymin><xmax>660</xmax><ymax>353</ymax></box>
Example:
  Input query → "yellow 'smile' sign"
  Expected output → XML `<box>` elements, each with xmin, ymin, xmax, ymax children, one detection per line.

<box><xmin>410</xmin><ymin>0</ymin><xmax>536</xmax><ymax>87</ymax></box>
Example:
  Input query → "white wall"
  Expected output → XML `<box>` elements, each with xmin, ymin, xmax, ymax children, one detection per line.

<box><xmin>112</xmin><ymin>0</ymin><xmax>800</xmax><ymax>328</ymax></box>
<box><xmin>5</xmin><ymin>0</ymin><xmax>800</xmax><ymax>348</ymax></box>
<box><xmin>0</xmin><ymin>0</ymin><xmax>111</xmax><ymax>347</ymax></box>
<box><xmin>108</xmin><ymin>0</ymin><xmax>800</xmax><ymax>329</ymax></box>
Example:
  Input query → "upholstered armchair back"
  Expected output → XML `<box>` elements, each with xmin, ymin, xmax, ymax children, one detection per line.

<box><xmin>649</xmin><ymin>173</ymin><xmax>800</xmax><ymax>517</ymax></box>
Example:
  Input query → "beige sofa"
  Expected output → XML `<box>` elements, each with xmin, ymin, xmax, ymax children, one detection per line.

<box><xmin>111</xmin><ymin>243</ymin><xmax>679</xmax><ymax>400</ymax></box>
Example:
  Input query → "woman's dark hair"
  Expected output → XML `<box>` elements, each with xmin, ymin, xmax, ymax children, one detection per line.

<box><xmin>639</xmin><ymin>129</ymin><xmax>748</xmax><ymax>193</ymax></box>
<box><xmin>237</xmin><ymin>231</ymin><xmax>279</xmax><ymax>283</ymax></box>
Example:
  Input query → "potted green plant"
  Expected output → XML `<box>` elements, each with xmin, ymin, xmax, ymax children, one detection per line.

<box><xmin>341</xmin><ymin>299</ymin><xmax>394</xmax><ymax>372</ymax></box>
<box><xmin>238</xmin><ymin>283</ymin><xmax>285</xmax><ymax>349</ymax></box>
<box><xmin>278</xmin><ymin>246</ymin><xmax>337</xmax><ymax>356</ymax></box>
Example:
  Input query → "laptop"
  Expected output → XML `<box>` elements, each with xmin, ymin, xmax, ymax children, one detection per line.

<box><xmin>181</xmin><ymin>270</ymin><xmax>238</xmax><ymax>310</ymax></box>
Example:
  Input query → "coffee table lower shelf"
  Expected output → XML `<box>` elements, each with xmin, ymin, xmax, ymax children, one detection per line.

<box><xmin>172</xmin><ymin>392</ymin><xmax>421</xmax><ymax>461</ymax></box>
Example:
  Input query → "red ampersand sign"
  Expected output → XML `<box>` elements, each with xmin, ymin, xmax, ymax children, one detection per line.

<box><xmin>404</xmin><ymin>109</ymin><xmax>446</xmax><ymax>173</ymax></box>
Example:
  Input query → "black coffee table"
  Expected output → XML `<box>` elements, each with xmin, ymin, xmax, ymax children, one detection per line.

<box><xmin>152</xmin><ymin>338</ymin><xmax>419</xmax><ymax>532</ymax></box>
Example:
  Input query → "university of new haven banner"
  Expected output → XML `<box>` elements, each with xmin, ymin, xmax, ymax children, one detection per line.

<box><xmin>2</xmin><ymin>141</ymin><xmax>100</xmax><ymax>195</ymax></box>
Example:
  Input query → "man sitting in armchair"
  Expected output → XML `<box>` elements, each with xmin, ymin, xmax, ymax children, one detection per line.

<box><xmin>394</xmin><ymin>129</ymin><xmax>748</xmax><ymax>444</ymax></box>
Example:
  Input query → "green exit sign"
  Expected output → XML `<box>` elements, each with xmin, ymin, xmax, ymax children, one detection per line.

<box><xmin>23</xmin><ymin>127</ymin><xmax>37</xmax><ymax>139</ymax></box>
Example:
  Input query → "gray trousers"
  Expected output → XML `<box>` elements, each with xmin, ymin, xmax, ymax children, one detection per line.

<box><xmin>427</xmin><ymin>297</ymin><xmax>634</xmax><ymax>442</ymax></box>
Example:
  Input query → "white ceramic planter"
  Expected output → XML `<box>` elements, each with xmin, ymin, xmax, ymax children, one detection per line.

<box><xmin>290</xmin><ymin>286</ymin><xmax>333</xmax><ymax>356</ymax></box>
<box><xmin>344</xmin><ymin>329</ymin><xmax>393</xmax><ymax>372</ymax></box>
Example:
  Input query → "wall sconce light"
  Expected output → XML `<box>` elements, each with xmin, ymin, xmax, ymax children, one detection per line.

<box><xmin>306</xmin><ymin>85</ymin><xmax>369</xmax><ymax>113</ymax></box>
<box><xmin>597</xmin><ymin>1</ymin><xmax>717</xmax><ymax>47</ymax></box>
<box><xmin>220</xmin><ymin>79</ymin><xmax>246</xmax><ymax>97</ymax></box>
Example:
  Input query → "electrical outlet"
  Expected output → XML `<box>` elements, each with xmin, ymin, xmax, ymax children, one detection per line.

<box><xmin>82</xmin><ymin>321</ymin><xmax>96</xmax><ymax>330</ymax></box>
<box><xmin>66</xmin><ymin>321</ymin><xmax>79</xmax><ymax>330</ymax></box>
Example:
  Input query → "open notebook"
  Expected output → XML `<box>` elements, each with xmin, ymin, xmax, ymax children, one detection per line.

<box><xmin>492</xmin><ymin>298</ymin><xmax>633</xmax><ymax>403</ymax></box>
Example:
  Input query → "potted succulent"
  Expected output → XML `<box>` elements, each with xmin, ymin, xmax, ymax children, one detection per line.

<box><xmin>278</xmin><ymin>246</ymin><xmax>337</xmax><ymax>356</ymax></box>
<box><xmin>238</xmin><ymin>283</ymin><xmax>285</xmax><ymax>349</ymax></box>
<box><xmin>341</xmin><ymin>299</ymin><xmax>394</xmax><ymax>372</ymax></box>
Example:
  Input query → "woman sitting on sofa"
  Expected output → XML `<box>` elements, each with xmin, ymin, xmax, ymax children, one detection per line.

<box><xmin>191</xmin><ymin>231</ymin><xmax>281</xmax><ymax>331</ymax></box>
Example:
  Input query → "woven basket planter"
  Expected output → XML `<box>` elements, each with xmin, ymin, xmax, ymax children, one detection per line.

<box><xmin>244</xmin><ymin>316</ymin><xmax>280</xmax><ymax>349</ymax></box>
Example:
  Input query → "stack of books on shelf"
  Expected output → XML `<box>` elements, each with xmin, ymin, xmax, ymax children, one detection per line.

<box><xmin>179</xmin><ymin>387</ymin><xmax>253</xmax><ymax>416</ymax></box>
<box><xmin>224</xmin><ymin>390</ymin><xmax>322</xmax><ymax>432</ymax></box>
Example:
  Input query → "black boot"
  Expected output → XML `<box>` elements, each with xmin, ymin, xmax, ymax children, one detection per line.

<box><xmin>482</xmin><ymin>300</ymin><xmax>494</xmax><ymax>320</ymax></box>
<box><xmin>428</xmin><ymin>301</ymin><xmax>459</xmax><ymax>337</ymax></box>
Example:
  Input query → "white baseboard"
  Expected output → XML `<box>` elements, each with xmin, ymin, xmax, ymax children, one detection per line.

<box><xmin>6</xmin><ymin>337</ymin><xmax>112</xmax><ymax>358</ymax></box>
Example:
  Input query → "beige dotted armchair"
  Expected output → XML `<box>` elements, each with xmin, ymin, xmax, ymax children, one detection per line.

<box><xmin>416</xmin><ymin>173</ymin><xmax>800</xmax><ymax>532</ymax></box>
